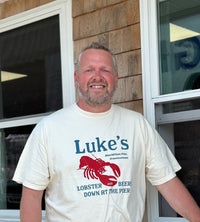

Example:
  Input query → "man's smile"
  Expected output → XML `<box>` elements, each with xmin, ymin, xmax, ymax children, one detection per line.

<box><xmin>88</xmin><ymin>82</ymin><xmax>107</xmax><ymax>90</ymax></box>
<box><xmin>90</xmin><ymin>85</ymin><xmax>105</xmax><ymax>89</ymax></box>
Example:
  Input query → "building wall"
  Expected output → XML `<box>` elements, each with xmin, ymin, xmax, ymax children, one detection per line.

<box><xmin>0</xmin><ymin>0</ymin><xmax>143</xmax><ymax>115</ymax></box>
<box><xmin>0</xmin><ymin>0</ymin><xmax>54</xmax><ymax>18</ymax></box>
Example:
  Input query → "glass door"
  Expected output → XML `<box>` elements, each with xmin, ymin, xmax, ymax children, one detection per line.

<box><xmin>0</xmin><ymin>15</ymin><xmax>62</xmax><ymax>212</ymax></box>
<box><xmin>0</xmin><ymin>126</ymin><xmax>33</xmax><ymax>209</ymax></box>
<box><xmin>156</xmin><ymin>0</ymin><xmax>200</xmax><ymax>217</ymax></box>
<box><xmin>140</xmin><ymin>0</ymin><xmax>200</xmax><ymax>220</ymax></box>
<box><xmin>156</xmin><ymin>100</ymin><xmax>200</xmax><ymax>217</ymax></box>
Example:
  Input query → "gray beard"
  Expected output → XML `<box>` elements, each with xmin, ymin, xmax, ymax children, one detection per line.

<box><xmin>77</xmin><ymin>85</ymin><xmax>115</xmax><ymax>107</ymax></box>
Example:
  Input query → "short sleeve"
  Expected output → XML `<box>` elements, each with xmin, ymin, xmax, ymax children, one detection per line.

<box><xmin>13</xmin><ymin>122</ymin><xmax>49</xmax><ymax>190</ymax></box>
<box><xmin>143</xmin><ymin>118</ymin><xmax>181</xmax><ymax>186</ymax></box>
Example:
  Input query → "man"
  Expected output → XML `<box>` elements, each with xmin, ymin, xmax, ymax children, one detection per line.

<box><xmin>13</xmin><ymin>42</ymin><xmax>200</xmax><ymax>222</ymax></box>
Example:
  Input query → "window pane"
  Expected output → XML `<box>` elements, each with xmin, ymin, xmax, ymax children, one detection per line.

<box><xmin>157</xmin><ymin>121</ymin><xmax>200</xmax><ymax>217</ymax></box>
<box><xmin>0</xmin><ymin>15</ymin><xmax>62</xmax><ymax>119</ymax></box>
<box><xmin>0</xmin><ymin>125</ymin><xmax>46</xmax><ymax>210</ymax></box>
<box><xmin>157</xmin><ymin>0</ymin><xmax>200</xmax><ymax>94</ymax></box>
<box><xmin>163</xmin><ymin>98</ymin><xmax>200</xmax><ymax>113</ymax></box>
<box><xmin>0</xmin><ymin>125</ymin><xmax>33</xmax><ymax>209</ymax></box>
<box><xmin>175</xmin><ymin>121</ymin><xmax>200</xmax><ymax>206</ymax></box>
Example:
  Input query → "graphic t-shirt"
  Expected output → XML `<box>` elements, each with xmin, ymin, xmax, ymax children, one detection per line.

<box><xmin>13</xmin><ymin>104</ymin><xmax>181</xmax><ymax>222</ymax></box>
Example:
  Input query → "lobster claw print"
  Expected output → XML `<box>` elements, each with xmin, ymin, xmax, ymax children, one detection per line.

<box><xmin>78</xmin><ymin>155</ymin><xmax>121</xmax><ymax>186</ymax></box>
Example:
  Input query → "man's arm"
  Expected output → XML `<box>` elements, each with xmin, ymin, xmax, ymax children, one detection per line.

<box><xmin>156</xmin><ymin>176</ymin><xmax>200</xmax><ymax>222</ymax></box>
<box><xmin>20</xmin><ymin>186</ymin><xmax>44</xmax><ymax>222</ymax></box>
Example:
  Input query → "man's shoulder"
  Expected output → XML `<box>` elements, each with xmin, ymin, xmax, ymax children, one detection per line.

<box><xmin>112</xmin><ymin>104</ymin><xmax>143</xmax><ymax>118</ymax></box>
<box><xmin>38</xmin><ymin>104</ymin><xmax>76</xmax><ymax>125</ymax></box>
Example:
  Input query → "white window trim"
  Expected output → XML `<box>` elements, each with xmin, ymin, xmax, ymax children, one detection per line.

<box><xmin>0</xmin><ymin>0</ymin><xmax>74</xmax><ymax>221</ymax></box>
<box><xmin>139</xmin><ymin>0</ymin><xmax>199</xmax><ymax>221</ymax></box>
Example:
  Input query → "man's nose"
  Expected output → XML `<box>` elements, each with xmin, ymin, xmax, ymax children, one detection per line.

<box><xmin>93</xmin><ymin>70</ymin><xmax>102</xmax><ymax>79</ymax></box>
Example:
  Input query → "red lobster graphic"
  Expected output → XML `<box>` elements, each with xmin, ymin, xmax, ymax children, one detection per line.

<box><xmin>78</xmin><ymin>155</ymin><xmax>120</xmax><ymax>186</ymax></box>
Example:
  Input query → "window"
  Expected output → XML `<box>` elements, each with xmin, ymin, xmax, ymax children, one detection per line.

<box><xmin>0</xmin><ymin>0</ymin><xmax>74</xmax><ymax>221</ymax></box>
<box><xmin>157</xmin><ymin>0</ymin><xmax>200</xmax><ymax>95</ymax></box>
<box><xmin>140</xmin><ymin>0</ymin><xmax>200</xmax><ymax>221</ymax></box>
<box><xmin>0</xmin><ymin>15</ymin><xmax>62</xmax><ymax>119</ymax></box>
<box><xmin>156</xmin><ymin>101</ymin><xmax>200</xmax><ymax>217</ymax></box>
<box><xmin>0</xmin><ymin>126</ymin><xmax>34</xmax><ymax>209</ymax></box>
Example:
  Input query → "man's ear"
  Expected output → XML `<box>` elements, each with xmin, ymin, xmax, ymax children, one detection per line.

<box><xmin>74</xmin><ymin>71</ymin><xmax>78</xmax><ymax>88</ymax></box>
<box><xmin>115</xmin><ymin>73</ymin><xmax>119</xmax><ymax>88</ymax></box>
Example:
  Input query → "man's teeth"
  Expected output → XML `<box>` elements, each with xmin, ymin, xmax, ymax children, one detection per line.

<box><xmin>91</xmin><ymin>85</ymin><xmax>104</xmax><ymax>88</ymax></box>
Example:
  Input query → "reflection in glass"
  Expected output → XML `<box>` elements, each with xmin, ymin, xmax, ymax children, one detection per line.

<box><xmin>157</xmin><ymin>0</ymin><xmax>200</xmax><ymax>94</ymax></box>
<box><xmin>0</xmin><ymin>129</ymin><xmax>6</xmax><ymax>209</ymax></box>
<box><xmin>0</xmin><ymin>125</ymin><xmax>34</xmax><ymax>209</ymax></box>
<box><xmin>0</xmin><ymin>15</ymin><xmax>62</xmax><ymax>119</ymax></box>
<box><xmin>158</xmin><ymin>120</ymin><xmax>200</xmax><ymax>217</ymax></box>
<box><xmin>175</xmin><ymin>121</ymin><xmax>200</xmax><ymax>206</ymax></box>
<box><xmin>163</xmin><ymin>98</ymin><xmax>200</xmax><ymax>113</ymax></box>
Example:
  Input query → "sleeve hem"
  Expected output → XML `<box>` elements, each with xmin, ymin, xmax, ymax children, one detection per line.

<box><xmin>151</xmin><ymin>166</ymin><xmax>181</xmax><ymax>186</ymax></box>
<box><xmin>12</xmin><ymin>176</ymin><xmax>46</xmax><ymax>191</ymax></box>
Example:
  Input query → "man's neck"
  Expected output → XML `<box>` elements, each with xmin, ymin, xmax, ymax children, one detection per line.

<box><xmin>77</xmin><ymin>100</ymin><xmax>112</xmax><ymax>113</ymax></box>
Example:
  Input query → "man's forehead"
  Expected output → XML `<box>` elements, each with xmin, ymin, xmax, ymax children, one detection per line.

<box><xmin>82</xmin><ymin>48</ymin><xmax>111</xmax><ymax>56</ymax></box>
<box><xmin>77</xmin><ymin>48</ymin><xmax>116</xmax><ymax>72</ymax></box>
<box><xmin>80</xmin><ymin>49</ymin><xmax>113</xmax><ymax>62</ymax></box>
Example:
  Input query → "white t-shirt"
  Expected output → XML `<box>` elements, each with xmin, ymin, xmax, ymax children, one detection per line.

<box><xmin>13</xmin><ymin>104</ymin><xmax>181</xmax><ymax>222</ymax></box>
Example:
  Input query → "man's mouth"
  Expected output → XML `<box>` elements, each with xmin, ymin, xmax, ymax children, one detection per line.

<box><xmin>88</xmin><ymin>81</ymin><xmax>107</xmax><ymax>89</ymax></box>
<box><xmin>90</xmin><ymin>85</ymin><xmax>105</xmax><ymax>89</ymax></box>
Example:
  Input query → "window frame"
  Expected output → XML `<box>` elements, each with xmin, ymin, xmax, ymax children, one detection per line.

<box><xmin>140</xmin><ymin>0</ymin><xmax>200</xmax><ymax>221</ymax></box>
<box><xmin>0</xmin><ymin>0</ymin><xmax>74</xmax><ymax>220</ymax></box>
